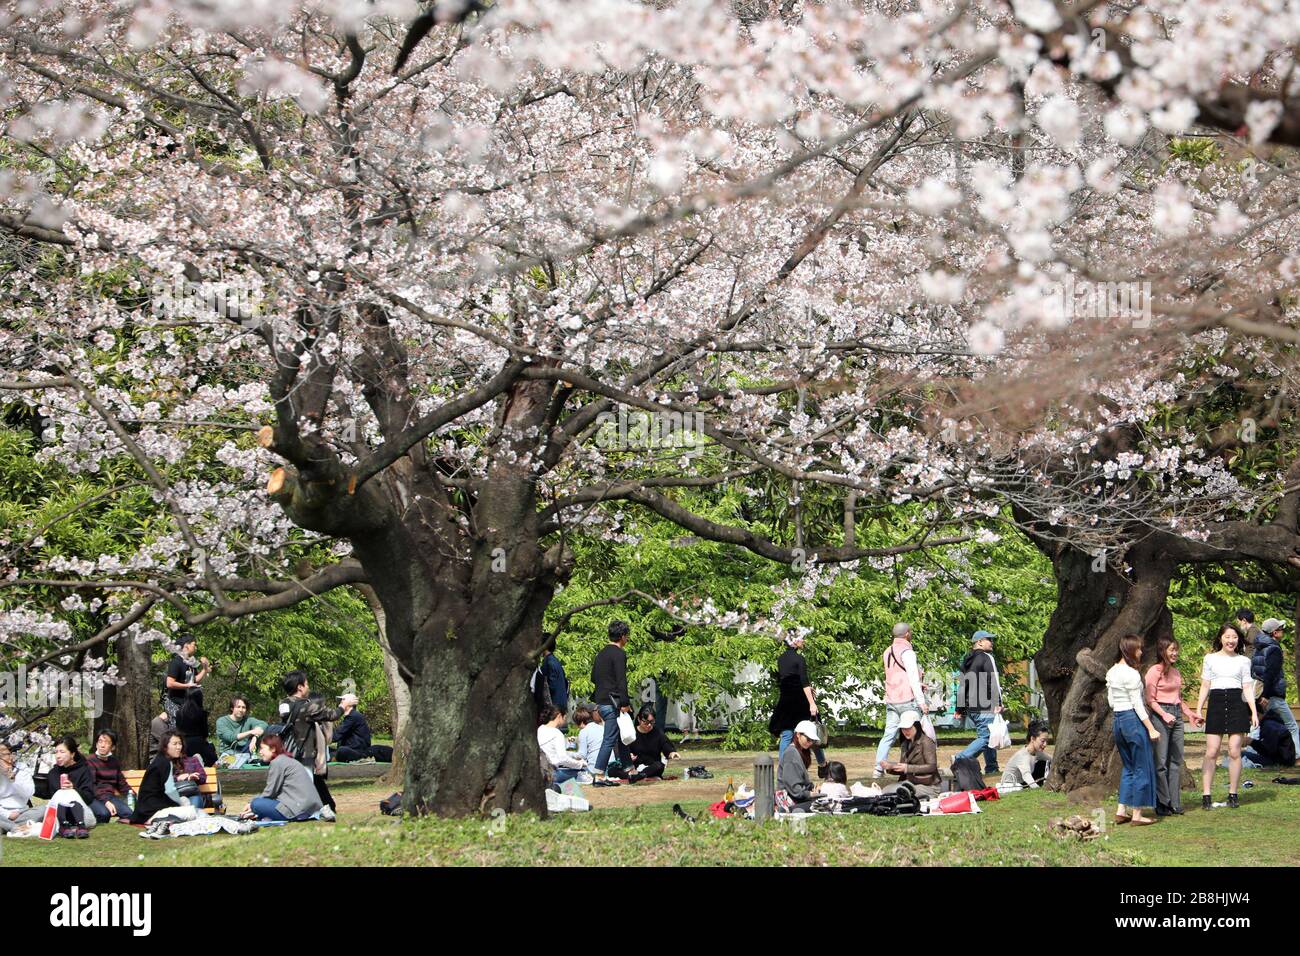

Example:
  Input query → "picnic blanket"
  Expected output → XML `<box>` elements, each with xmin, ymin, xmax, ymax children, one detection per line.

<box><xmin>166</xmin><ymin>816</ymin><xmax>258</xmax><ymax>838</ymax></box>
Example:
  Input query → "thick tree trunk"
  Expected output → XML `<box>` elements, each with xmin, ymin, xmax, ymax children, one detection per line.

<box><xmin>100</xmin><ymin>629</ymin><xmax>154</xmax><ymax>767</ymax></box>
<box><xmin>1036</xmin><ymin>542</ymin><xmax>1175</xmax><ymax>791</ymax></box>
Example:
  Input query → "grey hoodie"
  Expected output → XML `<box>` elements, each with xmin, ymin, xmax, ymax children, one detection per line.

<box><xmin>260</xmin><ymin>754</ymin><xmax>323</xmax><ymax>820</ymax></box>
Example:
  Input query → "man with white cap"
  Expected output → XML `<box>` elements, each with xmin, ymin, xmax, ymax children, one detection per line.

<box><xmin>1252</xmin><ymin>618</ymin><xmax>1299</xmax><ymax>755</ymax></box>
<box><xmin>879</xmin><ymin>710</ymin><xmax>942</xmax><ymax>799</ymax></box>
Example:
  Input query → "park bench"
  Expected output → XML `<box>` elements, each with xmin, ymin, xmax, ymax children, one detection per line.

<box><xmin>122</xmin><ymin>767</ymin><xmax>221</xmax><ymax>814</ymax></box>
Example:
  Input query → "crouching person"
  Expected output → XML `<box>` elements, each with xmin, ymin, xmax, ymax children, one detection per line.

<box><xmin>776</xmin><ymin>720</ymin><xmax>822</xmax><ymax>811</ymax></box>
<box><xmin>999</xmin><ymin>721</ymin><xmax>1051</xmax><ymax>791</ymax></box>
<box><xmin>879</xmin><ymin>711</ymin><xmax>942</xmax><ymax>800</ymax></box>
<box><xmin>243</xmin><ymin>734</ymin><xmax>324</xmax><ymax>822</ymax></box>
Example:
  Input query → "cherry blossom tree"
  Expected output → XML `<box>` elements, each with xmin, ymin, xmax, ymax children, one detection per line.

<box><xmin>3</xmin><ymin>0</ymin><xmax>1300</xmax><ymax>811</ymax></box>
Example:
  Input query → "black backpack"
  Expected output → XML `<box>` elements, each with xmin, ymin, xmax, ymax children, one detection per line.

<box><xmin>379</xmin><ymin>792</ymin><xmax>403</xmax><ymax>816</ymax></box>
<box><xmin>951</xmin><ymin>756</ymin><xmax>985</xmax><ymax>792</ymax></box>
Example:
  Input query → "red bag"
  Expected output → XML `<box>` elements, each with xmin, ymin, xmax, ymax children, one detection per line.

<box><xmin>971</xmin><ymin>787</ymin><xmax>1000</xmax><ymax>802</ymax></box>
<box><xmin>39</xmin><ymin>803</ymin><xmax>59</xmax><ymax>840</ymax></box>
<box><xmin>709</xmin><ymin>800</ymin><xmax>734</xmax><ymax>819</ymax></box>
<box><xmin>935</xmin><ymin>791</ymin><xmax>979</xmax><ymax>815</ymax></box>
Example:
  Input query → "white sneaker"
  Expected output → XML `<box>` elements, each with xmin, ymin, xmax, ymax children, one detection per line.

<box><xmin>871</xmin><ymin>768</ymin><xmax>883</xmax><ymax>779</ymax></box>
<box><xmin>319</xmin><ymin>806</ymin><xmax>336</xmax><ymax>821</ymax></box>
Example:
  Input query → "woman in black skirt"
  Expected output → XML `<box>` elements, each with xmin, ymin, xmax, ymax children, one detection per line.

<box><xmin>1195</xmin><ymin>624</ymin><xmax>1259</xmax><ymax>809</ymax></box>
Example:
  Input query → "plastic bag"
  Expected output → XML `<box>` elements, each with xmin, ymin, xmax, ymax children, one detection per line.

<box><xmin>617</xmin><ymin>710</ymin><xmax>637</xmax><ymax>745</ymax></box>
<box><xmin>920</xmin><ymin>714</ymin><xmax>937</xmax><ymax>741</ymax></box>
<box><xmin>988</xmin><ymin>714</ymin><xmax>1012</xmax><ymax>749</ymax></box>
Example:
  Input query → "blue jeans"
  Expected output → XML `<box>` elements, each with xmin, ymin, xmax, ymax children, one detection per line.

<box><xmin>90</xmin><ymin>796</ymin><xmax>131</xmax><ymax>823</ymax></box>
<box><xmin>249</xmin><ymin>797</ymin><xmax>315</xmax><ymax>821</ymax></box>
<box><xmin>875</xmin><ymin>701</ymin><xmax>918</xmax><ymax>767</ymax></box>
<box><xmin>955</xmin><ymin>712</ymin><xmax>999</xmax><ymax>772</ymax></box>
<box><xmin>187</xmin><ymin>794</ymin><xmax>205</xmax><ymax>810</ymax></box>
<box><xmin>1113</xmin><ymin>708</ymin><xmax>1156</xmax><ymax>808</ymax></box>
<box><xmin>595</xmin><ymin>705</ymin><xmax>622</xmax><ymax>774</ymax></box>
<box><xmin>553</xmin><ymin>767</ymin><xmax>581</xmax><ymax>788</ymax></box>
<box><xmin>778</xmin><ymin>729</ymin><xmax>825</xmax><ymax>766</ymax></box>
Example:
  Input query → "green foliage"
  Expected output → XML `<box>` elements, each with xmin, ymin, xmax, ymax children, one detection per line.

<box><xmin>548</xmin><ymin>488</ymin><xmax>1055</xmax><ymax>749</ymax></box>
<box><xmin>1168</xmin><ymin>137</ymin><xmax>1220</xmax><ymax>167</ymax></box>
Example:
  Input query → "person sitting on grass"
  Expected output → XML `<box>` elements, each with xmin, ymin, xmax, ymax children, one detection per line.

<box><xmin>574</xmin><ymin>705</ymin><xmax>603</xmax><ymax>771</ymax></box>
<box><xmin>776</xmin><ymin>720</ymin><xmax>822</xmax><ymax>810</ymax></box>
<box><xmin>216</xmin><ymin>696</ymin><xmax>267</xmax><ymax>768</ymax></box>
<box><xmin>0</xmin><ymin>740</ymin><xmax>35</xmax><ymax>835</ymax></box>
<box><xmin>131</xmin><ymin>731</ymin><xmax>203</xmax><ymax>837</ymax></box>
<box><xmin>999</xmin><ymin>721</ymin><xmax>1052</xmax><ymax>791</ymax></box>
<box><xmin>620</xmin><ymin>704</ymin><xmax>680</xmax><ymax>784</ymax></box>
<box><xmin>241</xmin><ymin>734</ymin><xmax>324</xmax><ymax>822</ymax></box>
<box><xmin>332</xmin><ymin>693</ymin><xmax>376</xmax><ymax>762</ymax></box>
<box><xmin>86</xmin><ymin>729</ymin><xmax>134</xmax><ymax>823</ymax></box>
<box><xmin>818</xmin><ymin>761</ymin><xmax>852</xmax><ymax>801</ymax></box>
<box><xmin>7</xmin><ymin>736</ymin><xmax>99</xmax><ymax>838</ymax></box>
<box><xmin>537</xmin><ymin>704</ymin><xmax>587</xmax><ymax>789</ymax></box>
<box><xmin>879</xmin><ymin>711</ymin><xmax>942</xmax><ymax>800</ymax></box>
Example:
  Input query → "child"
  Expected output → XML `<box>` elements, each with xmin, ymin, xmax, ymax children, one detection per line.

<box><xmin>575</xmin><ymin>706</ymin><xmax>604</xmax><ymax>774</ymax></box>
<box><xmin>818</xmin><ymin>761</ymin><xmax>851</xmax><ymax>800</ymax></box>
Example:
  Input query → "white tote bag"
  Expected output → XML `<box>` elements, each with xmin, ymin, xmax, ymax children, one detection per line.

<box><xmin>617</xmin><ymin>710</ymin><xmax>637</xmax><ymax>745</ymax></box>
<box><xmin>988</xmin><ymin>714</ymin><xmax>1012</xmax><ymax>750</ymax></box>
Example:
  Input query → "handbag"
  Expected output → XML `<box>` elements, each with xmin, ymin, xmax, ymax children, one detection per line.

<box><xmin>813</xmin><ymin>719</ymin><xmax>830</xmax><ymax>747</ymax></box>
<box><xmin>174</xmin><ymin>777</ymin><xmax>200</xmax><ymax>798</ymax></box>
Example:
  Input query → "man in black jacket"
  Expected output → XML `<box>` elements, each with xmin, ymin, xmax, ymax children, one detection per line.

<box><xmin>1252</xmin><ymin>619</ymin><xmax>1299</xmax><ymax>758</ymax></box>
<box><xmin>591</xmin><ymin>620</ymin><xmax>632</xmax><ymax>781</ymax></box>
<box><xmin>953</xmin><ymin>630</ymin><xmax>1003</xmax><ymax>775</ymax></box>
<box><xmin>279</xmin><ymin>671</ymin><xmax>343</xmax><ymax>816</ymax></box>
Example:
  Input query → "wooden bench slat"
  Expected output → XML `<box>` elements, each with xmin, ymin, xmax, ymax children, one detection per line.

<box><xmin>120</xmin><ymin>767</ymin><xmax>221</xmax><ymax>814</ymax></box>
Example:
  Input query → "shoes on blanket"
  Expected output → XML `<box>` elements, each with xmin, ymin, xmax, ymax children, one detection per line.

<box><xmin>140</xmin><ymin>820</ymin><xmax>173</xmax><ymax>840</ymax></box>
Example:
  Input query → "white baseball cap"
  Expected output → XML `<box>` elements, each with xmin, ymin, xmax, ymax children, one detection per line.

<box><xmin>898</xmin><ymin>710</ymin><xmax>921</xmax><ymax>728</ymax></box>
<box><xmin>794</xmin><ymin>720</ymin><xmax>820</xmax><ymax>740</ymax></box>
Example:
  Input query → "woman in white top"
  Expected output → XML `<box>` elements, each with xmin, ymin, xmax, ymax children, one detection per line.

<box><xmin>1105</xmin><ymin>634</ymin><xmax>1160</xmax><ymax>826</ymax></box>
<box><xmin>536</xmin><ymin>704</ymin><xmax>586</xmax><ymax>790</ymax></box>
<box><xmin>1195</xmin><ymin>624</ymin><xmax>1260</xmax><ymax>809</ymax></box>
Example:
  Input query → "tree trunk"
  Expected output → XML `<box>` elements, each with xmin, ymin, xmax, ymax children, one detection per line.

<box><xmin>1036</xmin><ymin>542</ymin><xmax>1175</xmax><ymax>791</ymax></box>
<box><xmin>355</xmin><ymin>583</ymin><xmax>412</xmax><ymax>782</ymax></box>
<box><xmin>100</xmin><ymin>629</ymin><xmax>154</xmax><ymax>767</ymax></box>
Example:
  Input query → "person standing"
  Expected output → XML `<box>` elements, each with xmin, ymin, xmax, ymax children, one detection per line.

<box><xmin>1196</xmin><ymin>624</ymin><xmax>1260</xmax><ymax>809</ymax></box>
<box><xmin>163</xmin><ymin>635</ymin><xmax>209</xmax><ymax>728</ymax></box>
<box><xmin>1234</xmin><ymin>609</ymin><xmax>1261</xmax><ymax>658</ymax></box>
<box><xmin>953</xmin><ymin>630</ymin><xmax>1002</xmax><ymax>776</ymax></box>
<box><xmin>1252</xmin><ymin>618</ymin><xmax>1299</xmax><ymax>757</ymax></box>
<box><xmin>873</xmin><ymin>623</ymin><xmax>926</xmax><ymax>779</ymax></box>
<box><xmin>591</xmin><ymin>620</ymin><xmax>633</xmax><ymax>782</ymax></box>
<box><xmin>278</xmin><ymin>670</ymin><xmax>344</xmax><ymax>818</ymax></box>
<box><xmin>770</xmin><ymin>634</ymin><xmax>828</xmax><ymax>776</ymax></box>
<box><xmin>540</xmin><ymin>638</ymin><xmax>570</xmax><ymax>714</ymax></box>
<box><xmin>1144</xmin><ymin>636</ymin><xmax>1202</xmax><ymax>816</ymax></box>
<box><xmin>1106</xmin><ymin>634</ymin><xmax>1160</xmax><ymax>826</ymax></box>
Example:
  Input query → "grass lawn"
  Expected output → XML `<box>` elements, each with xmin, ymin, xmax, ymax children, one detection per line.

<box><xmin>4</xmin><ymin>748</ymin><xmax>1297</xmax><ymax>867</ymax></box>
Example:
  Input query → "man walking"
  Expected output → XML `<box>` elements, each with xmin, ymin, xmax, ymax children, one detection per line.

<box><xmin>591</xmin><ymin>620</ymin><xmax>632</xmax><ymax>782</ymax></box>
<box><xmin>953</xmin><ymin>630</ymin><xmax>1002</xmax><ymax>776</ymax></box>
<box><xmin>874</xmin><ymin>622</ymin><xmax>927</xmax><ymax>779</ymax></box>
<box><xmin>1253</xmin><ymin>618</ymin><xmax>1299</xmax><ymax>757</ymax></box>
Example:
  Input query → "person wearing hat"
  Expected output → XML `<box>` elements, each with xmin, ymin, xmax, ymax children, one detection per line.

<box><xmin>952</xmin><ymin>630</ymin><xmax>1002</xmax><ymax>775</ymax></box>
<box><xmin>879</xmin><ymin>710</ymin><xmax>941</xmax><ymax>799</ymax></box>
<box><xmin>873</xmin><ymin>622</ymin><xmax>927</xmax><ymax>779</ymax></box>
<box><xmin>163</xmin><ymin>635</ymin><xmax>209</xmax><ymax>728</ymax></box>
<box><xmin>1252</xmin><ymin>618</ymin><xmax>1299</xmax><ymax>757</ymax></box>
<box><xmin>776</xmin><ymin>719</ymin><xmax>823</xmax><ymax>810</ymax></box>
<box><xmin>769</xmin><ymin>634</ymin><xmax>828</xmax><ymax>776</ymax></box>
<box><xmin>332</xmin><ymin>692</ymin><xmax>376</xmax><ymax>762</ymax></box>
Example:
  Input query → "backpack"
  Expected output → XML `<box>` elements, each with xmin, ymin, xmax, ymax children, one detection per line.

<box><xmin>379</xmin><ymin>792</ymin><xmax>403</xmax><ymax>816</ymax></box>
<box><xmin>951</xmin><ymin>756</ymin><xmax>985</xmax><ymax>792</ymax></box>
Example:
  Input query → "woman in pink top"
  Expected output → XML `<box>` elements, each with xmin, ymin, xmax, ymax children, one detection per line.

<box><xmin>1144</xmin><ymin>636</ymin><xmax>1203</xmax><ymax>816</ymax></box>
